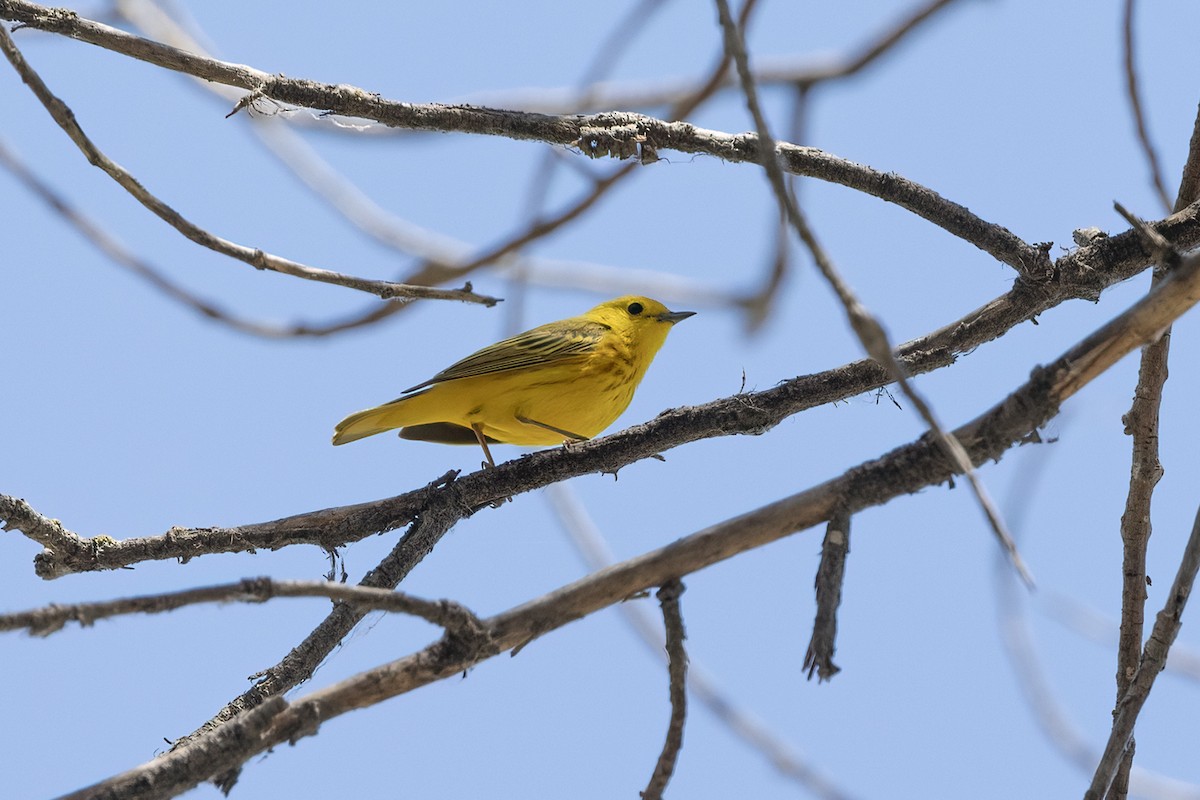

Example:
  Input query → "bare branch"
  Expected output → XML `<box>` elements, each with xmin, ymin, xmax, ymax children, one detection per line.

<box><xmin>0</xmin><ymin>22</ymin><xmax>497</xmax><ymax>307</ymax></box>
<box><xmin>714</xmin><ymin>0</ymin><xmax>1031</xmax><ymax>585</ymax></box>
<box><xmin>0</xmin><ymin>0</ymin><xmax>1042</xmax><ymax>274</ymax></box>
<box><xmin>0</xmin><ymin>493</ymin><xmax>91</xmax><ymax>553</ymax></box>
<box><xmin>642</xmin><ymin>579</ymin><xmax>688</xmax><ymax>800</ymax></box>
<box><xmin>804</xmin><ymin>512</ymin><xmax>851</xmax><ymax>682</ymax></box>
<box><xmin>996</xmin><ymin>555</ymin><xmax>1200</xmax><ymax>797</ymax></box>
<box><xmin>0</xmin><ymin>578</ymin><xmax>488</xmax><ymax>640</ymax></box>
<box><xmin>1086</xmin><ymin>504</ymin><xmax>1200</xmax><ymax>799</ymax></box>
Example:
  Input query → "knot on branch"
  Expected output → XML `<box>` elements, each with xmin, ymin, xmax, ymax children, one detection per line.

<box><xmin>1019</xmin><ymin>241</ymin><xmax>1055</xmax><ymax>282</ymax></box>
<box><xmin>239</xmin><ymin>576</ymin><xmax>275</xmax><ymax>601</ymax></box>
<box><xmin>655</xmin><ymin>578</ymin><xmax>685</xmax><ymax>605</ymax></box>
<box><xmin>434</xmin><ymin>601</ymin><xmax>497</xmax><ymax>665</ymax></box>
<box><xmin>577</xmin><ymin>120</ymin><xmax>657</xmax><ymax>163</ymax></box>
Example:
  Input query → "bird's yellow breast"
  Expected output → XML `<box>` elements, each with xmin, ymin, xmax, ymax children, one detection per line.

<box><xmin>422</xmin><ymin>335</ymin><xmax>643</xmax><ymax>445</ymax></box>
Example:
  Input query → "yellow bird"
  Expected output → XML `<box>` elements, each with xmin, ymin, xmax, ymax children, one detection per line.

<box><xmin>332</xmin><ymin>295</ymin><xmax>695</xmax><ymax>466</ymax></box>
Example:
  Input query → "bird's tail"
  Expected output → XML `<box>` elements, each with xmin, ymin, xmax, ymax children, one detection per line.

<box><xmin>332</xmin><ymin>399</ymin><xmax>413</xmax><ymax>445</ymax></box>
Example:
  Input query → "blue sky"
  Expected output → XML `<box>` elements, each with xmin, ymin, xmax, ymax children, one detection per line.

<box><xmin>4</xmin><ymin>1</ymin><xmax>1200</xmax><ymax>798</ymax></box>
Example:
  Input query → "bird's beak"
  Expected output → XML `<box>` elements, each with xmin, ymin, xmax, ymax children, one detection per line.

<box><xmin>658</xmin><ymin>309</ymin><xmax>696</xmax><ymax>324</ymax></box>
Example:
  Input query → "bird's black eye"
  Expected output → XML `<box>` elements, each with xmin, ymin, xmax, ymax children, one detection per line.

<box><xmin>627</xmin><ymin>302</ymin><xmax>644</xmax><ymax>316</ymax></box>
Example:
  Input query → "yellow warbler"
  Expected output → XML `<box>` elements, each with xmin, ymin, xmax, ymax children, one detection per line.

<box><xmin>332</xmin><ymin>295</ymin><xmax>694</xmax><ymax>466</ymax></box>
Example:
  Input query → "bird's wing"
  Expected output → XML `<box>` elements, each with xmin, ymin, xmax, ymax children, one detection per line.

<box><xmin>402</xmin><ymin>319</ymin><xmax>608</xmax><ymax>392</ymax></box>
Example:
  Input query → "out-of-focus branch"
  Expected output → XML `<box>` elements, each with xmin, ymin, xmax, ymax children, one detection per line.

<box><xmin>1122</xmin><ymin>0</ymin><xmax>1172</xmax><ymax>213</ymax></box>
<box><xmin>995</xmin><ymin>537</ymin><xmax>1200</xmax><ymax>798</ymax></box>
<box><xmin>0</xmin><ymin>22</ymin><xmax>497</xmax><ymax>307</ymax></box>
<box><xmin>1042</xmin><ymin>592</ymin><xmax>1200</xmax><ymax>684</ymax></box>
<box><xmin>1</xmin><ymin>0</ymin><xmax>1042</xmax><ymax>275</ymax></box>
<box><xmin>424</xmin><ymin>0</ymin><xmax>965</xmax><ymax>114</ymax></box>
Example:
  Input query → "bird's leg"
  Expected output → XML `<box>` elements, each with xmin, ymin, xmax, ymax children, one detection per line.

<box><xmin>471</xmin><ymin>423</ymin><xmax>509</xmax><ymax>508</ymax></box>
<box><xmin>471</xmin><ymin>422</ymin><xmax>497</xmax><ymax>468</ymax></box>
<box><xmin>515</xmin><ymin>414</ymin><xmax>589</xmax><ymax>442</ymax></box>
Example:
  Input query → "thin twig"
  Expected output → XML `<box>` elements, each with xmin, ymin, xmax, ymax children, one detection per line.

<box><xmin>642</xmin><ymin>580</ymin><xmax>688</xmax><ymax>800</ymax></box>
<box><xmin>0</xmin><ymin>578</ymin><xmax>487</xmax><ymax>640</ymax></box>
<box><xmin>713</xmin><ymin>0</ymin><xmax>1032</xmax><ymax>586</ymax></box>
<box><xmin>397</xmin><ymin>0</ymin><xmax>755</xmax><ymax>291</ymax></box>
<box><xmin>1085</xmin><ymin>504</ymin><xmax>1200</xmax><ymax>799</ymax></box>
<box><xmin>804</xmin><ymin>511</ymin><xmax>851</xmax><ymax>682</ymax></box>
<box><xmin>0</xmin><ymin>23</ymin><xmax>497</xmax><ymax>307</ymax></box>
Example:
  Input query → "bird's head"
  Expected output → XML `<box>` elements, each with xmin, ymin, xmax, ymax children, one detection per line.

<box><xmin>589</xmin><ymin>295</ymin><xmax>695</xmax><ymax>330</ymax></box>
<box><xmin>584</xmin><ymin>296</ymin><xmax>695</xmax><ymax>362</ymax></box>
